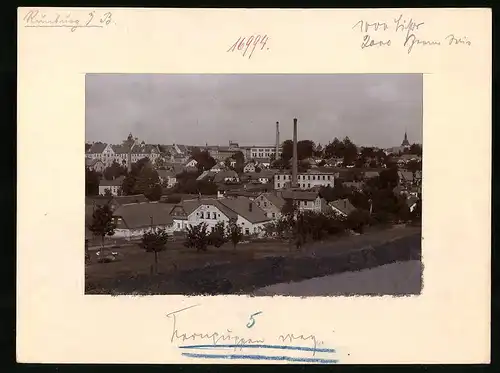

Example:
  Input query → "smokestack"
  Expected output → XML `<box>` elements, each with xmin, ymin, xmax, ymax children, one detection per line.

<box><xmin>275</xmin><ymin>121</ymin><xmax>280</xmax><ymax>161</ymax></box>
<box><xmin>292</xmin><ymin>118</ymin><xmax>298</xmax><ymax>188</ymax></box>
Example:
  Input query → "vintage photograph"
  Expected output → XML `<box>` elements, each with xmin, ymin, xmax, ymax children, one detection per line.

<box><xmin>85</xmin><ymin>74</ymin><xmax>423</xmax><ymax>296</ymax></box>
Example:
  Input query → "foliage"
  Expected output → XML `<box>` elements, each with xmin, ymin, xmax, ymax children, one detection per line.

<box><xmin>227</xmin><ymin>221</ymin><xmax>243</xmax><ymax>250</ymax></box>
<box><xmin>121</xmin><ymin>174</ymin><xmax>137</xmax><ymax>196</ymax></box>
<box><xmin>104</xmin><ymin>188</ymin><xmax>113</xmax><ymax>197</ymax></box>
<box><xmin>281</xmin><ymin>139</ymin><xmax>315</xmax><ymax>163</ymax></box>
<box><xmin>255</xmin><ymin>166</ymin><xmax>262</xmax><ymax>173</ymax></box>
<box><xmin>103</xmin><ymin>161</ymin><xmax>127</xmax><ymax>181</ymax></box>
<box><xmin>409</xmin><ymin>143</ymin><xmax>422</xmax><ymax>156</ymax></box>
<box><xmin>345</xmin><ymin>209</ymin><xmax>371</xmax><ymax>233</ymax></box>
<box><xmin>144</xmin><ymin>183</ymin><xmax>163</xmax><ymax>201</ymax></box>
<box><xmin>87</xmin><ymin>203</ymin><xmax>116</xmax><ymax>250</ymax></box>
<box><xmin>208</xmin><ymin>221</ymin><xmax>227</xmax><ymax>248</ymax></box>
<box><xmin>85</xmin><ymin>169</ymin><xmax>100</xmax><ymax>196</ymax></box>
<box><xmin>184</xmin><ymin>222</ymin><xmax>210</xmax><ymax>252</ymax></box>
<box><xmin>191</xmin><ymin>149</ymin><xmax>217</xmax><ymax>172</ymax></box>
<box><xmin>139</xmin><ymin>226</ymin><xmax>169</xmax><ymax>273</ymax></box>
<box><xmin>324</xmin><ymin>137</ymin><xmax>358</xmax><ymax>166</ymax></box>
<box><xmin>406</xmin><ymin>160</ymin><xmax>422</xmax><ymax>177</ymax></box>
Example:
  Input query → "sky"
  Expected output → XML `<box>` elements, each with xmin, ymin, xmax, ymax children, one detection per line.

<box><xmin>85</xmin><ymin>74</ymin><xmax>422</xmax><ymax>148</ymax></box>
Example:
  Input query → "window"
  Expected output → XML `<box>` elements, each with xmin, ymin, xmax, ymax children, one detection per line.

<box><xmin>308</xmin><ymin>183</ymin><xmax>311</xmax><ymax>188</ymax></box>
<box><xmin>272</xmin><ymin>213</ymin><xmax>276</xmax><ymax>218</ymax></box>
<box><xmin>200</xmin><ymin>212</ymin><xmax>204</xmax><ymax>218</ymax></box>
<box><xmin>313</xmin><ymin>176</ymin><xmax>316</xmax><ymax>180</ymax></box>
<box><xmin>308</xmin><ymin>175</ymin><xmax>311</xmax><ymax>180</ymax></box>
<box><xmin>245</xmin><ymin>228</ymin><xmax>250</xmax><ymax>235</ymax></box>
<box><xmin>328</xmin><ymin>176</ymin><xmax>331</xmax><ymax>180</ymax></box>
<box><xmin>177</xmin><ymin>223</ymin><xmax>180</xmax><ymax>228</ymax></box>
<box><xmin>323</xmin><ymin>175</ymin><xmax>326</xmax><ymax>180</ymax></box>
<box><xmin>264</xmin><ymin>202</ymin><xmax>267</xmax><ymax>207</ymax></box>
<box><xmin>277</xmin><ymin>175</ymin><xmax>280</xmax><ymax>180</ymax></box>
<box><xmin>277</xmin><ymin>183</ymin><xmax>280</xmax><ymax>188</ymax></box>
<box><xmin>213</xmin><ymin>212</ymin><xmax>216</xmax><ymax>219</ymax></box>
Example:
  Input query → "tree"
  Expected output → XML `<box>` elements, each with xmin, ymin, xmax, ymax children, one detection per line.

<box><xmin>104</xmin><ymin>188</ymin><xmax>113</xmax><ymax>197</ymax></box>
<box><xmin>103</xmin><ymin>161</ymin><xmax>127</xmax><ymax>181</ymax></box>
<box><xmin>87</xmin><ymin>203</ymin><xmax>116</xmax><ymax>254</ymax></box>
<box><xmin>345</xmin><ymin>209</ymin><xmax>371</xmax><ymax>233</ymax></box>
<box><xmin>280</xmin><ymin>139</ymin><xmax>315</xmax><ymax>163</ymax></box>
<box><xmin>184</xmin><ymin>222</ymin><xmax>210</xmax><ymax>252</ymax></box>
<box><xmin>231</xmin><ymin>151</ymin><xmax>245</xmax><ymax>166</ymax></box>
<box><xmin>139</xmin><ymin>225</ymin><xmax>169</xmax><ymax>274</ymax></box>
<box><xmin>121</xmin><ymin>174</ymin><xmax>137</xmax><ymax>195</ymax></box>
<box><xmin>208</xmin><ymin>221</ymin><xmax>227</xmax><ymax>248</ymax></box>
<box><xmin>406</xmin><ymin>160</ymin><xmax>422</xmax><ymax>179</ymax></box>
<box><xmin>154</xmin><ymin>157</ymin><xmax>166</xmax><ymax>169</ymax></box>
<box><xmin>342</xmin><ymin>137</ymin><xmax>358</xmax><ymax>166</ymax></box>
<box><xmin>144</xmin><ymin>183</ymin><xmax>162</xmax><ymax>201</ymax></box>
<box><xmin>135</xmin><ymin>165</ymin><xmax>161</xmax><ymax>195</ymax></box>
<box><xmin>227</xmin><ymin>221</ymin><xmax>243</xmax><ymax>250</ymax></box>
<box><xmin>85</xmin><ymin>169</ymin><xmax>100</xmax><ymax>196</ymax></box>
<box><xmin>255</xmin><ymin>166</ymin><xmax>262</xmax><ymax>173</ymax></box>
<box><xmin>378</xmin><ymin>166</ymin><xmax>399</xmax><ymax>189</ymax></box>
<box><xmin>191</xmin><ymin>149</ymin><xmax>217</xmax><ymax>172</ymax></box>
<box><xmin>409</xmin><ymin>143</ymin><xmax>422</xmax><ymax>156</ymax></box>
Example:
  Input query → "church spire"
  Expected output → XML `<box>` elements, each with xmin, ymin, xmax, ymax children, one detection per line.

<box><xmin>401</xmin><ymin>130</ymin><xmax>410</xmax><ymax>147</ymax></box>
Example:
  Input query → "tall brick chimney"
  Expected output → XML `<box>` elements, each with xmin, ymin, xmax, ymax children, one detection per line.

<box><xmin>292</xmin><ymin>118</ymin><xmax>298</xmax><ymax>188</ymax></box>
<box><xmin>275</xmin><ymin>121</ymin><xmax>280</xmax><ymax>161</ymax></box>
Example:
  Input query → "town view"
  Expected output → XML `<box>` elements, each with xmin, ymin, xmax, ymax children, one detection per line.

<box><xmin>85</xmin><ymin>74</ymin><xmax>422</xmax><ymax>296</ymax></box>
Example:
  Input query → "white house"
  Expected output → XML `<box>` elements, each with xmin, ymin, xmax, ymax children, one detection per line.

<box><xmin>274</xmin><ymin>171</ymin><xmax>335</xmax><ymax>190</ymax></box>
<box><xmin>184</xmin><ymin>158</ymin><xmax>198</xmax><ymax>168</ymax></box>
<box><xmin>98</xmin><ymin>176</ymin><xmax>125</xmax><ymax>196</ymax></box>
<box><xmin>243</xmin><ymin>162</ymin><xmax>257</xmax><ymax>173</ymax></box>
<box><xmin>113</xmin><ymin>202</ymin><xmax>176</xmax><ymax>239</ymax></box>
<box><xmin>169</xmin><ymin>196</ymin><xmax>271</xmax><ymax>236</ymax></box>
<box><xmin>157</xmin><ymin>170</ymin><xmax>177</xmax><ymax>188</ymax></box>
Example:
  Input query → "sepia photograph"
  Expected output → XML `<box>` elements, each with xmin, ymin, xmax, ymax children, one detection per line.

<box><xmin>84</xmin><ymin>73</ymin><xmax>423</xmax><ymax>296</ymax></box>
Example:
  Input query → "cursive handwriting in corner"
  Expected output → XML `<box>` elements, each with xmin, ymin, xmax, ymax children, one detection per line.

<box><xmin>23</xmin><ymin>9</ymin><xmax>114</xmax><ymax>32</ymax></box>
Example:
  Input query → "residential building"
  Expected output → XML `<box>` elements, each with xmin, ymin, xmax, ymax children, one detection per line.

<box><xmin>184</xmin><ymin>159</ymin><xmax>198</xmax><ymax>168</ymax></box>
<box><xmin>113</xmin><ymin>202</ymin><xmax>176</xmax><ymax>239</ymax></box>
<box><xmin>157</xmin><ymin>170</ymin><xmax>177</xmax><ymax>188</ymax></box>
<box><xmin>213</xmin><ymin>170</ymin><xmax>240</xmax><ymax>184</ymax></box>
<box><xmin>244</xmin><ymin>162</ymin><xmax>257</xmax><ymax>173</ymax></box>
<box><xmin>98</xmin><ymin>176</ymin><xmax>125</xmax><ymax>196</ymax></box>
<box><xmin>329</xmin><ymin>198</ymin><xmax>357</xmax><ymax>218</ymax></box>
<box><xmin>274</xmin><ymin>170</ymin><xmax>335</xmax><ymax>190</ymax></box>
<box><xmin>208</xmin><ymin>146</ymin><xmax>240</xmax><ymax>162</ymax></box>
<box><xmin>85</xmin><ymin>158</ymin><xmax>106</xmax><ymax>173</ymax></box>
<box><xmin>210</xmin><ymin>163</ymin><xmax>226</xmax><ymax>173</ymax></box>
<box><xmin>254</xmin><ymin>192</ymin><xmax>286</xmax><ymax>219</ymax></box>
<box><xmin>169</xmin><ymin>196</ymin><xmax>271</xmax><ymax>236</ymax></box>
<box><xmin>246</xmin><ymin>170</ymin><xmax>276</xmax><ymax>184</ymax></box>
<box><xmin>279</xmin><ymin>190</ymin><xmax>329</xmax><ymax>213</ymax></box>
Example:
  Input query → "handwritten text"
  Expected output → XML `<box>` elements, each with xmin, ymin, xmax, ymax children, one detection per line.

<box><xmin>23</xmin><ymin>9</ymin><xmax>114</xmax><ymax>32</ymax></box>
<box><xmin>227</xmin><ymin>35</ymin><xmax>269</xmax><ymax>59</ymax></box>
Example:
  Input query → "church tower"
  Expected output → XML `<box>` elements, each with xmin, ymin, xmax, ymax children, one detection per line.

<box><xmin>401</xmin><ymin>131</ymin><xmax>410</xmax><ymax>147</ymax></box>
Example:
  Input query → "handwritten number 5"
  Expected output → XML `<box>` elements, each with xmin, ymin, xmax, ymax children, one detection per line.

<box><xmin>246</xmin><ymin>311</ymin><xmax>262</xmax><ymax>328</ymax></box>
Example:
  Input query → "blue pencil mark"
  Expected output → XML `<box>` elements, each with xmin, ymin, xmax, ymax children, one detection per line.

<box><xmin>179</xmin><ymin>344</ymin><xmax>335</xmax><ymax>353</ymax></box>
<box><xmin>181</xmin><ymin>352</ymin><xmax>338</xmax><ymax>364</ymax></box>
<box><xmin>246</xmin><ymin>311</ymin><xmax>263</xmax><ymax>328</ymax></box>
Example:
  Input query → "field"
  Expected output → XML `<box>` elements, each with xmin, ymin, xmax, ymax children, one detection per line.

<box><xmin>85</xmin><ymin>225</ymin><xmax>422</xmax><ymax>295</ymax></box>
